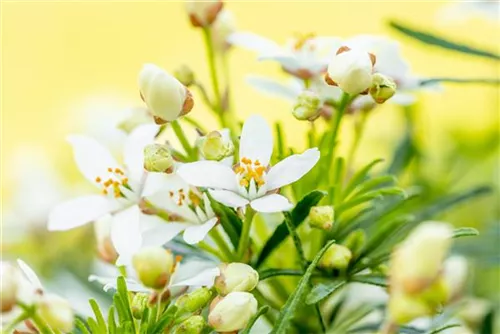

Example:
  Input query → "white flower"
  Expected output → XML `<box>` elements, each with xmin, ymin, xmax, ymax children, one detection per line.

<box><xmin>185</xmin><ymin>0</ymin><xmax>224</xmax><ymax>27</ymax></box>
<box><xmin>139</xmin><ymin>64</ymin><xmax>193</xmax><ymax>124</ymax></box>
<box><xmin>48</xmin><ymin>124</ymin><xmax>174</xmax><ymax>265</ymax></box>
<box><xmin>208</xmin><ymin>291</ymin><xmax>258</xmax><ymax>332</ymax></box>
<box><xmin>178</xmin><ymin>115</ymin><xmax>320</xmax><ymax>213</ymax></box>
<box><xmin>229</xmin><ymin>32</ymin><xmax>341</xmax><ymax>79</ymax></box>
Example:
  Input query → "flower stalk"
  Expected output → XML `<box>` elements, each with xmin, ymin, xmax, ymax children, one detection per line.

<box><xmin>237</xmin><ymin>208</ymin><xmax>255</xmax><ymax>261</ymax></box>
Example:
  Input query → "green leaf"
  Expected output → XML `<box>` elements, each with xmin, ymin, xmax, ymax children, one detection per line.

<box><xmin>306</xmin><ymin>281</ymin><xmax>345</xmax><ymax>305</ymax></box>
<box><xmin>258</xmin><ymin>268</ymin><xmax>305</xmax><ymax>280</ymax></box>
<box><xmin>255</xmin><ymin>190</ymin><xmax>327</xmax><ymax>267</ymax></box>
<box><xmin>348</xmin><ymin>175</ymin><xmax>397</xmax><ymax>199</ymax></box>
<box><xmin>427</xmin><ymin>324</ymin><xmax>461</xmax><ymax>334</ymax></box>
<box><xmin>389</xmin><ymin>21</ymin><xmax>500</xmax><ymax>61</ymax></box>
<box><xmin>75</xmin><ymin>318</ymin><xmax>91</xmax><ymax>334</ymax></box>
<box><xmin>350</xmin><ymin>274</ymin><xmax>388</xmax><ymax>287</ymax></box>
<box><xmin>452</xmin><ymin>227</ymin><xmax>479</xmax><ymax>239</ymax></box>
<box><xmin>387</xmin><ymin>129</ymin><xmax>417</xmax><ymax>175</ymax></box>
<box><xmin>89</xmin><ymin>299</ymin><xmax>107</xmax><ymax>333</ymax></box>
<box><xmin>116</xmin><ymin>277</ymin><xmax>135</xmax><ymax>328</ymax></box>
<box><xmin>271</xmin><ymin>239</ymin><xmax>336</xmax><ymax>334</ymax></box>
<box><xmin>420</xmin><ymin>77</ymin><xmax>500</xmax><ymax>86</ymax></box>
<box><xmin>87</xmin><ymin>318</ymin><xmax>100</xmax><ymax>334</ymax></box>
<box><xmin>151</xmin><ymin>305</ymin><xmax>178</xmax><ymax>333</ymax></box>
<box><xmin>240</xmin><ymin>306</ymin><xmax>270</xmax><ymax>334</ymax></box>
<box><xmin>342</xmin><ymin>159</ymin><xmax>384</xmax><ymax>198</ymax></box>
<box><xmin>107</xmin><ymin>306</ymin><xmax>117</xmax><ymax>334</ymax></box>
<box><xmin>208</xmin><ymin>194</ymin><xmax>242</xmax><ymax>248</ymax></box>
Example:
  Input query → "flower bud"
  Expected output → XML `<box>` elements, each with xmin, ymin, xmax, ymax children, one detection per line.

<box><xmin>196</xmin><ymin>130</ymin><xmax>234</xmax><ymax>161</ymax></box>
<box><xmin>308</xmin><ymin>205</ymin><xmax>334</xmax><ymax>230</ymax></box>
<box><xmin>326</xmin><ymin>46</ymin><xmax>375</xmax><ymax>95</ymax></box>
<box><xmin>176</xmin><ymin>287</ymin><xmax>212</xmax><ymax>313</ymax></box>
<box><xmin>131</xmin><ymin>293</ymin><xmax>150</xmax><ymax>319</ymax></box>
<box><xmin>1</xmin><ymin>262</ymin><xmax>19</xmax><ymax>312</ymax></box>
<box><xmin>369</xmin><ymin>73</ymin><xmax>397</xmax><ymax>104</ymax></box>
<box><xmin>94</xmin><ymin>216</ymin><xmax>118</xmax><ymax>264</ymax></box>
<box><xmin>443</xmin><ymin>256</ymin><xmax>468</xmax><ymax>302</ymax></box>
<box><xmin>138</xmin><ymin>64</ymin><xmax>193</xmax><ymax>124</ymax></box>
<box><xmin>388</xmin><ymin>289</ymin><xmax>433</xmax><ymax>325</ymax></box>
<box><xmin>185</xmin><ymin>0</ymin><xmax>224</xmax><ymax>28</ymax></box>
<box><xmin>144</xmin><ymin>144</ymin><xmax>175</xmax><ymax>173</ymax></box>
<box><xmin>212</xmin><ymin>10</ymin><xmax>236</xmax><ymax>52</ymax></box>
<box><xmin>174</xmin><ymin>315</ymin><xmax>205</xmax><ymax>334</ymax></box>
<box><xmin>342</xmin><ymin>229</ymin><xmax>366</xmax><ymax>257</ymax></box>
<box><xmin>36</xmin><ymin>294</ymin><xmax>74</xmax><ymax>333</ymax></box>
<box><xmin>174</xmin><ymin>65</ymin><xmax>196</xmax><ymax>87</ymax></box>
<box><xmin>319</xmin><ymin>244</ymin><xmax>352</xmax><ymax>270</ymax></box>
<box><xmin>391</xmin><ymin>222</ymin><xmax>453</xmax><ymax>294</ymax></box>
<box><xmin>292</xmin><ymin>91</ymin><xmax>322</xmax><ymax>121</ymax></box>
<box><xmin>118</xmin><ymin>107</ymin><xmax>152</xmax><ymax>133</ymax></box>
<box><xmin>132</xmin><ymin>247</ymin><xmax>175</xmax><ymax>290</ymax></box>
<box><xmin>208</xmin><ymin>292</ymin><xmax>258</xmax><ymax>332</ymax></box>
<box><xmin>214</xmin><ymin>263</ymin><xmax>259</xmax><ymax>296</ymax></box>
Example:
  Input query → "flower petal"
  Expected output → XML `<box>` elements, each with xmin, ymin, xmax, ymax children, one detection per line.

<box><xmin>209</xmin><ymin>189</ymin><xmax>249</xmax><ymax>208</ymax></box>
<box><xmin>111</xmin><ymin>205</ymin><xmax>142</xmax><ymax>266</ymax></box>
<box><xmin>142</xmin><ymin>171</ymin><xmax>180</xmax><ymax>197</ymax></box>
<box><xmin>178</xmin><ymin>161</ymin><xmax>238</xmax><ymax>191</ymax></box>
<box><xmin>67</xmin><ymin>135</ymin><xmax>120</xmax><ymax>186</ymax></box>
<box><xmin>239</xmin><ymin>115</ymin><xmax>273</xmax><ymax>166</ymax></box>
<box><xmin>247</xmin><ymin>76</ymin><xmax>300</xmax><ymax>100</ymax></box>
<box><xmin>88</xmin><ymin>275</ymin><xmax>148</xmax><ymax>293</ymax></box>
<box><xmin>183</xmin><ymin>217</ymin><xmax>218</xmax><ymax>244</ymax></box>
<box><xmin>48</xmin><ymin>195</ymin><xmax>116</xmax><ymax>231</ymax></box>
<box><xmin>227</xmin><ymin>32</ymin><xmax>281</xmax><ymax>55</ymax></box>
<box><xmin>250</xmin><ymin>194</ymin><xmax>293</xmax><ymax>213</ymax></box>
<box><xmin>123</xmin><ymin>124</ymin><xmax>159</xmax><ymax>185</ymax></box>
<box><xmin>266</xmin><ymin>148</ymin><xmax>320</xmax><ymax>191</ymax></box>
<box><xmin>171</xmin><ymin>267</ymin><xmax>220</xmax><ymax>287</ymax></box>
<box><xmin>141</xmin><ymin>221</ymin><xmax>188</xmax><ymax>248</ymax></box>
<box><xmin>17</xmin><ymin>259</ymin><xmax>43</xmax><ymax>290</ymax></box>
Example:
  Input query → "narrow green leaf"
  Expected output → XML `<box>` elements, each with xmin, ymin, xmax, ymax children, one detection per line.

<box><xmin>331</xmin><ymin>157</ymin><xmax>345</xmax><ymax>204</ymax></box>
<box><xmin>427</xmin><ymin>323</ymin><xmax>461</xmax><ymax>334</ymax></box>
<box><xmin>258</xmin><ymin>268</ymin><xmax>305</xmax><ymax>280</ymax></box>
<box><xmin>116</xmin><ymin>276</ymin><xmax>135</xmax><ymax>331</ymax></box>
<box><xmin>420</xmin><ymin>77</ymin><xmax>500</xmax><ymax>86</ymax></box>
<box><xmin>348</xmin><ymin>175</ymin><xmax>396</xmax><ymax>199</ymax></box>
<box><xmin>87</xmin><ymin>318</ymin><xmax>100</xmax><ymax>334</ymax></box>
<box><xmin>89</xmin><ymin>299</ymin><xmax>107</xmax><ymax>332</ymax></box>
<box><xmin>113</xmin><ymin>294</ymin><xmax>127</xmax><ymax>323</ymax></box>
<box><xmin>335</xmin><ymin>192</ymin><xmax>382</xmax><ymax>216</ymax></box>
<box><xmin>271</xmin><ymin>239</ymin><xmax>336</xmax><ymax>334</ymax></box>
<box><xmin>75</xmin><ymin>318</ymin><xmax>91</xmax><ymax>334</ymax></box>
<box><xmin>151</xmin><ymin>305</ymin><xmax>178</xmax><ymax>333</ymax></box>
<box><xmin>208</xmin><ymin>194</ymin><xmax>242</xmax><ymax>248</ymax></box>
<box><xmin>275</xmin><ymin>122</ymin><xmax>286</xmax><ymax>161</ymax></box>
<box><xmin>389</xmin><ymin>21</ymin><xmax>500</xmax><ymax>60</ymax></box>
<box><xmin>306</xmin><ymin>281</ymin><xmax>345</xmax><ymax>305</ymax></box>
<box><xmin>342</xmin><ymin>159</ymin><xmax>384</xmax><ymax>198</ymax></box>
<box><xmin>107</xmin><ymin>306</ymin><xmax>117</xmax><ymax>334</ymax></box>
<box><xmin>452</xmin><ymin>227</ymin><xmax>479</xmax><ymax>239</ymax></box>
<box><xmin>350</xmin><ymin>274</ymin><xmax>388</xmax><ymax>287</ymax></box>
<box><xmin>255</xmin><ymin>190</ymin><xmax>327</xmax><ymax>267</ymax></box>
<box><xmin>240</xmin><ymin>306</ymin><xmax>270</xmax><ymax>334</ymax></box>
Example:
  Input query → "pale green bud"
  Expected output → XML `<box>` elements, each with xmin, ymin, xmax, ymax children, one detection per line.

<box><xmin>1</xmin><ymin>262</ymin><xmax>19</xmax><ymax>312</ymax></box>
<box><xmin>118</xmin><ymin>107</ymin><xmax>151</xmax><ymax>133</ymax></box>
<box><xmin>174</xmin><ymin>315</ymin><xmax>205</xmax><ymax>334</ymax></box>
<box><xmin>131</xmin><ymin>293</ymin><xmax>150</xmax><ymax>319</ymax></box>
<box><xmin>214</xmin><ymin>263</ymin><xmax>259</xmax><ymax>296</ymax></box>
<box><xmin>208</xmin><ymin>292</ymin><xmax>258</xmax><ymax>332</ymax></box>
<box><xmin>319</xmin><ymin>244</ymin><xmax>352</xmax><ymax>270</ymax></box>
<box><xmin>292</xmin><ymin>90</ymin><xmax>321</xmax><ymax>121</ymax></box>
<box><xmin>174</xmin><ymin>65</ymin><xmax>195</xmax><ymax>87</ymax></box>
<box><xmin>369</xmin><ymin>73</ymin><xmax>397</xmax><ymax>104</ymax></box>
<box><xmin>308</xmin><ymin>206</ymin><xmax>334</xmax><ymax>231</ymax></box>
<box><xmin>176</xmin><ymin>287</ymin><xmax>212</xmax><ymax>313</ymax></box>
<box><xmin>36</xmin><ymin>294</ymin><xmax>74</xmax><ymax>333</ymax></box>
<box><xmin>388</xmin><ymin>289</ymin><xmax>433</xmax><ymax>325</ymax></box>
<box><xmin>132</xmin><ymin>247</ymin><xmax>175</xmax><ymax>290</ymax></box>
<box><xmin>443</xmin><ymin>255</ymin><xmax>468</xmax><ymax>302</ymax></box>
<box><xmin>342</xmin><ymin>229</ymin><xmax>366</xmax><ymax>257</ymax></box>
<box><xmin>196</xmin><ymin>130</ymin><xmax>234</xmax><ymax>161</ymax></box>
<box><xmin>144</xmin><ymin>144</ymin><xmax>174</xmax><ymax>173</ymax></box>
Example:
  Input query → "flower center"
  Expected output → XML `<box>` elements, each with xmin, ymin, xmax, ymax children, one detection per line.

<box><xmin>234</xmin><ymin>157</ymin><xmax>266</xmax><ymax>188</ymax></box>
<box><xmin>95</xmin><ymin>167</ymin><xmax>130</xmax><ymax>198</ymax></box>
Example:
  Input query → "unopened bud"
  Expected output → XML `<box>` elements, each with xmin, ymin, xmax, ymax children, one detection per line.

<box><xmin>196</xmin><ymin>130</ymin><xmax>234</xmax><ymax>161</ymax></box>
<box><xmin>118</xmin><ymin>107</ymin><xmax>152</xmax><ymax>133</ymax></box>
<box><xmin>174</xmin><ymin>315</ymin><xmax>205</xmax><ymax>334</ymax></box>
<box><xmin>292</xmin><ymin>91</ymin><xmax>322</xmax><ymax>121</ymax></box>
<box><xmin>174</xmin><ymin>65</ymin><xmax>195</xmax><ymax>87</ymax></box>
<box><xmin>214</xmin><ymin>263</ymin><xmax>259</xmax><ymax>296</ymax></box>
<box><xmin>132</xmin><ymin>293</ymin><xmax>150</xmax><ymax>319</ymax></box>
<box><xmin>1</xmin><ymin>262</ymin><xmax>19</xmax><ymax>312</ymax></box>
<box><xmin>36</xmin><ymin>294</ymin><xmax>74</xmax><ymax>333</ymax></box>
<box><xmin>443</xmin><ymin>256</ymin><xmax>468</xmax><ymax>302</ymax></box>
<box><xmin>388</xmin><ymin>289</ymin><xmax>433</xmax><ymax>325</ymax></box>
<box><xmin>342</xmin><ymin>229</ymin><xmax>366</xmax><ymax>257</ymax></box>
<box><xmin>319</xmin><ymin>244</ymin><xmax>352</xmax><ymax>270</ymax></box>
<box><xmin>176</xmin><ymin>287</ymin><xmax>212</xmax><ymax>313</ymax></box>
<box><xmin>308</xmin><ymin>205</ymin><xmax>334</xmax><ymax>230</ymax></box>
<box><xmin>212</xmin><ymin>10</ymin><xmax>236</xmax><ymax>52</ymax></box>
<box><xmin>185</xmin><ymin>0</ymin><xmax>223</xmax><ymax>28</ymax></box>
<box><xmin>369</xmin><ymin>73</ymin><xmax>396</xmax><ymax>104</ymax></box>
<box><xmin>94</xmin><ymin>216</ymin><xmax>118</xmax><ymax>264</ymax></box>
<box><xmin>208</xmin><ymin>292</ymin><xmax>258</xmax><ymax>332</ymax></box>
<box><xmin>139</xmin><ymin>64</ymin><xmax>194</xmax><ymax>124</ymax></box>
<box><xmin>144</xmin><ymin>144</ymin><xmax>175</xmax><ymax>173</ymax></box>
<box><xmin>132</xmin><ymin>247</ymin><xmax>175</xmax><ymax>290</ymax></box>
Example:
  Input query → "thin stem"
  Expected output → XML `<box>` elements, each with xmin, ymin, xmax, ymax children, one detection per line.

<box><xmin>345</xmin><ymin>111</ymin><xmax>369</xmax><ymax>175</ymax></box>
<box><xmin>209</xmin><ymin>227</ymin><xmax>234</xmax><ymax>261</ymax></box>
<box><xmin>202</xmin><ymin>27</ymin><xmax>225</xmax><ymax>126</ymax></box>
<box><xmin>31</xmin><ymin>312</ymin><xmax>56</xmax><ymax>334</ymax></box>
<box><xmin>3</xmin><ymin>310</ymin><xmax>30</xmax><ymax>333</ymax></box>
<box><xmin>171</xmin><ymin>120</ymin><xmax>195</xmax><ymax>160</ymax></box>
<box><xmin>237</xmin><ymin>208</ymin><xmax>255</xmax><ymax>261</ymax></box>
<box><xmin>199</xmin><ymin>240</ymin><xmax>228</xmax><ymax>261</ymax></box>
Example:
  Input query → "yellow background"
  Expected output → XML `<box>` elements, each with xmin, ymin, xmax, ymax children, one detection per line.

<box><xmin>1</xmin><ymin>1</ymin><xmax>499</xmax><ymax>196</ymax></box>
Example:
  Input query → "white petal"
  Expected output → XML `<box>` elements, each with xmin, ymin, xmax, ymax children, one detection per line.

<box><xmin>67</xmin><ymin>135</ymin><xmax>120</xmax><ymax>186</ymax></box>
<box><xmin>266</xmin><ymin>148</ymin><xmax>320</xmax><ymax>191</ymax></box>
<box><xmin>171</xmin><ymin>267</ymin><xmax>220</xmax><ymax>287</ymax></box>
<box><xmin>247</xmin><ymin>76</ymin><xmax>300</xmax><ymax>100</ymax></box>
<box><xmin>183</xmin><ymin>218</ymin><xmax>218</xmax><ymax>244</ymax></box>
<box><xmin>141</xmin><ymin>170</ymin><xmax>178</xmax><ymax>197</ymax></box>
<box><xmin>239</xmin><ymin>115</ymin><xmax>273</xmax><ymax>166</ymax></box>
<box><xmin>209</xmin><ymin>189</ymin><xmax>249</xmax><ymax>208</ymax></box>
<box><xmin>202</xmin><ymin>193</ymin><xmax>215</xmax><ymax>218</ymax></box>
<box><xmin>178</xmin><ymin>161</ymin><xmax>238</xmax><ymax>191</ymax></box>
<box><xmin>17</xmin><ymin>259</ymin><xmax>43</xmax><ymax>290</ymax></box>
<box><xmin>228</xmin><ymin>32</ymin><xmax>281</xmax><ymax>55</ymax></box>
<box><xmin>123</xmin><ymin>124</ymin><xmax>159</xmax><ymax>185</ymax></box>
<box><xmin>141</xmin><ymin>221</ymin><xmax>188</xmax><ymax>248</ymax></box>
<box><xmin>111</xmin><ymin>205</ymin><xmax>142</xmax><ymax>265</ymax></box>
<box><xmin>250</xmin><ymin>194</ymin><xmax>293</xmax><ymax>213</ymax></box>
<box><xmin>48</xmin><ymin>195</ymin><xmax>115</xmax><ymax>231</ymax></box>
<box><xmin>88</xmin><ymin>275</ymin><xmax>148</xmax><ymax>293</ymax></box>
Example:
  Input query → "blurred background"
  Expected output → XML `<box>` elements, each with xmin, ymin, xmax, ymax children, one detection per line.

<box><xmin>1</xmin><ymin>0</ymin><xmax>499</xmax><ymax>320</ymax></box>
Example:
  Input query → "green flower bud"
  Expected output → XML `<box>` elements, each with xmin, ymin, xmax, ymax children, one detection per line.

<box><xmin>292</xmin><ymin>90</ymin><xmax>321</xmax><ymax>121</ymax></box>
<box><xmin>214</xmin><ymin>263</ymin><xmax>259</xmax><ymax>296</ymax></box>
<box><xmin>174</xmin><ymin>315</ymin><xmax>205</xmax><ymax>334</ymax></box>
<box><xmin>369</xmin><ymin>73</ymin><xmax>397</xmax><ymax>104</ymax></box>
<box><xmin>319</xmin><ymin>244</ymin><xmax>352</xmax><ymax>270</ymax></box>
<box><xmin>144</xmin><ymin>144</ymin><xmax>174</xmax><ymax>173</ymax></box>
<box><xmin>1</xmin><ymin>262</ymin><xmax>19</xmax><ymax>312</ymax></box>
<box><xmin>118</xmin><ymin>107</ymin><xmax>152</xmax><ymax>133</ymax></box>
<box><xmin>196</xmin><ymin>130</ymin><xmax>234</xmax><ymax>161</ymax></box>
<box><xmin>208</xmin><ymin>292</ymin><xmax>258</xmax><ymax>332</ymax></box>
<box><xmin>176</xmin><ymin>287</ymin><xmax>212</xmax><ymax>313</ymax></box>
<box><xmin>342</xmin><ymin>229</ymin><xmax>366</xmax><ymax>257</ymax></box>
<box><xmin>36</xmin><ymin>294</ymin><xmax>74</xmax><ymax>333</ymax></box>
<box><xmin>308</xmin><ymin>206</ymin><xmax>334</xmax><ymax>231</ymax></box>
<box><xmin>174</xmin><ymin>65</ymin><xmax>195</xmax><ymax>87</ymax></box>
<box><xmin>132</xmin><ymin>247</ymin><xmax>175</xmax><ymax>290</ymax></box>
<box><xmin>131</xmin><ymin>293</ymin><xmax>150</xmax><ymax>319</ymax></box>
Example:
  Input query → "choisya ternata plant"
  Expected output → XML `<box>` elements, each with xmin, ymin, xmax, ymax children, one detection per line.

<box><xmin>3</xmin><ymin>1</ymin><xmax>493</xmax><ymax>333</ymax></box>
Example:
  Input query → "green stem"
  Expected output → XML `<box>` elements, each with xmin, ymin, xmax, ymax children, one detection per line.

<box><xmin>3</xmin><ymin>310</ymin><xmax>30</xmax><ymax>333</ymax></box>
<box><xmin>171</xmin><ymin>120</ymin><xmax>195</xmax><ymax>160</ymax></box>
<box><xmin>202</xmin><ymin>27</ymin><xmax>224</xmax><ymax>125</ymax></box>
<box><xmin>345</xmin><ymin>111</ymin><xmax>369</xmax><ymax>175</ymax></box>
<box><xmin>209</xmin><ymin>227</ymin><xmax>234</xmax><ymax>261</ymax></box>
<box><xmin>237</xmin><ymin>208</ymin><xmax>255</xmax><ymax>261</ymax></box>
<box><xmin>199</xmin><ymin>240</ymin><xmax>228</xmax><ymax>261</ymax></box>
<box><xmin>31</xmin><ymin>312</ymin><xmax>55</xmax><ymax>334</ymax></box>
